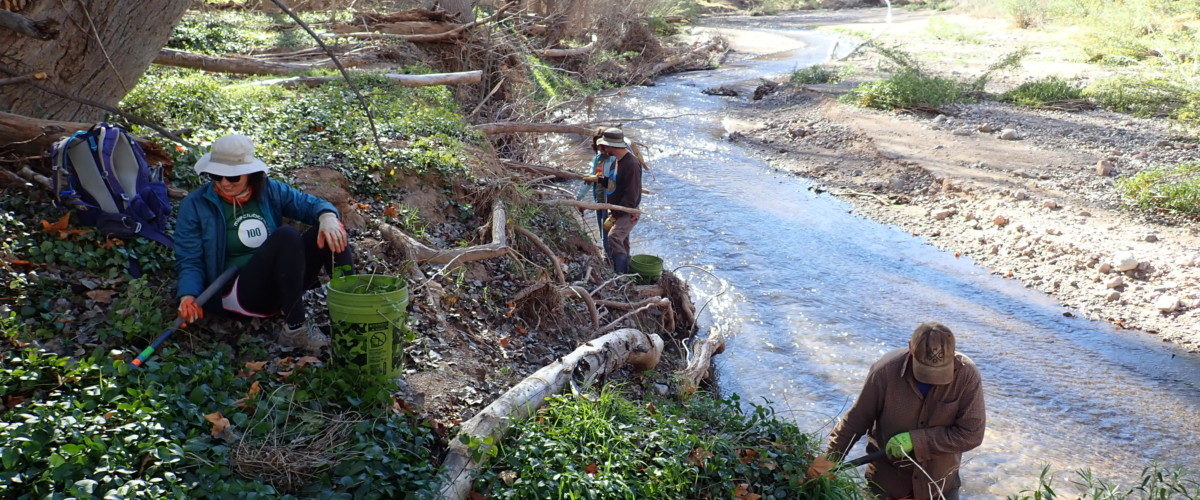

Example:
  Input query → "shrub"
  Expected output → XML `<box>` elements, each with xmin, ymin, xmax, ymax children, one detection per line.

<box><xmin>1084</xmin><ymin>75</ymin><xmax>1195</xmax><ymax>118</ymax></box>
<box><xmin>473</xmin><ymin>387</ymin><xmax>865</xmax><ymax>499</ymax></box>
<box><xmin>791</xmin><ymin>65</ymin><xmax>844</xmax><ymax>85</ymax></box>
<box><xmin>1117</xmin><ymin>161</ymin><xmax>1200</xmax><ymax>215</ymax></box>
<box><xmin>1001</xmin><ymin>76</ymin><xmax>1085</xmax><ymax>107</ymax></box>
<box><xmin>843</xmin><ymin>70</ymin><xmax>965</xmax><ymax>110</ymax></box>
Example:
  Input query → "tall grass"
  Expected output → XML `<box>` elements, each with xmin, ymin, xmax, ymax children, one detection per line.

<box><xmin>1118</xmin><ymin>162</ymin><xmax>1200</xmax><ymax>216</ymax></box>
<box><xmin>1008</xmin><ymin>465</ymin><xmax>1200</xmax><ymax>499</ymax></box>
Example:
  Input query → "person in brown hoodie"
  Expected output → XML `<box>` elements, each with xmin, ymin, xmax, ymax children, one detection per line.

<box><xmin>818</xmin><ymin>322</ymin><xmax>986</xmax><ymax>500</ymax></box>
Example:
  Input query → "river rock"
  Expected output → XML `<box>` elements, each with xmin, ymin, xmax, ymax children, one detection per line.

<box><xmin>977</xmin><ymin>123</ymin><xmax>1000</xmax><ymax>133</ymax></box>
<box><xmin>888</xmin><ymin>177</ymin><xmax>908</xmax><ymax>190</ymax></box>
<box><xmin>952</xmin><ymin>128</ymin><xmax>973</xmax><ymax>136</ymax></box>
<box><xmin>1106</xmin><ymin>291</ymin><xmax>1121</xmax><ymax>302</ymax></box>
<box><xmin>999</xmin><ymin>129</ymin><xmax>1020</xmax><ymax>140</ymax></box>
<box><xmin>1154</xmin><ymin>294</ymin><xmax>1181</xmax><ymax>313</ymax></box>
<box><xmin>1144</xmin><ymin>233</ymin><xmax>1159</xmax><ymax>242</ymax></box>
<box><xmin>1112</xmin><ymin>251</ymin><xmax>1139</xmax><ymax>272</ymax></box>
<box><xmin>1042</xmin><ymin>199</ymin><xmax>1058</xmax><ymax>209</ymax></box>
<box><xmin>1098</xmin><ymin>262</ymin><xmax>1113</xmax><ymax>273</ymax></box>
<box><xmin>993</xmin><ymin>216</ymin><xmax>1010</xmax><ymax>227</ymax></box>
<box><xmin>1013</xmin><ymin>190</ymin><xmax>1029</xmax><ymax>200</ymax></box>
<box><xmin>932</xmin><ymin>209</ymin><xmax>956</xmax><ymax>220</ymax></box>
<box><xmin>1096</xmin><ymin>159</ymin><xmax>1116</xmax><ymax>176</ymax></box>
<box><xmin>1106</xmin><ymin>276</ymin><xmax>1124</xmax><ymax>289</ymax></box>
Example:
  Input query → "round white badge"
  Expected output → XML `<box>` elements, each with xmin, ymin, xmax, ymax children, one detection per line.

<box><xmin>236</xmin><ymin>216</ymin><xmax>268</xmax><ymax>248</ymax></box>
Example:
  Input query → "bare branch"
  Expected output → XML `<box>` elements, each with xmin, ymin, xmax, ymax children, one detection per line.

<box><xmin>154</xmin><ymin>48</ymin><xmax>377</xmax><ymax>75</ymax></box>
<box><xmin>258</xmin><ymin>70</ymin><xmax>482</xmax><ymax>88</ymax></box>
<box><xmin>541</xmin><ymin>199</ymin><xmax>644</xmax><ymax>215</ymax></box>
<box><xmin>0</xmin><ymin>9</ymin><xmax>57</xmax><ymax>39</ymax></box>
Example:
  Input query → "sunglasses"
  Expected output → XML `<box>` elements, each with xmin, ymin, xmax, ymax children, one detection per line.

<box><xmin>207</xmin><ymin>173</ymin><xmax>245</xmax><ymax>183</ymax></box>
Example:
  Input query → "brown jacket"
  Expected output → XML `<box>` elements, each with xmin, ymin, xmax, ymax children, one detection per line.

<box><xmin>827</xmin><ymin>348</ymin><xmax>986</xmax><ymax>499</ymax></box>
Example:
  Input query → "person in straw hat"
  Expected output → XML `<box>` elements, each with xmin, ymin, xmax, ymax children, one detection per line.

<box><xmin>173</xmin><ymin>134</ymin><xmax>353</xmax><ymax>352</ymax></box>
<box><xmin>813</xmin><ymin>321</ymin><xmax>986</xmax><ymax>500</ymax></box>
<box><xmin>582</xmin><ymin>127</ymin><xmax>642</xmax><ymax>273</ymax></box>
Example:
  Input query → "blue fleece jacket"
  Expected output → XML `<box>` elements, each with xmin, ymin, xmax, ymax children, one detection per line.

<box><xmin>174</xmin><ymin>179</ymin><xmax>338</xmax><ymax>298</ymax></box>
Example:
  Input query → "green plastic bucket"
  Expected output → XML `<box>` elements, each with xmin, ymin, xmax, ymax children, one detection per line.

<box><xmin>326</xmin><ymin>274</ymin><xmax>409</xmax><ymax>378</ymax></box>
<box><xmin>630</xmin><ymin>254</ymin><xmax>663</xmax><ymax>285</ymax></box>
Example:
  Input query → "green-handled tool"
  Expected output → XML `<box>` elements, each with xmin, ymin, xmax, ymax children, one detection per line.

<box><xmin>130</xmin><ymin>266</ymin><xmax>239</xmax><ymax>367</ymax></box>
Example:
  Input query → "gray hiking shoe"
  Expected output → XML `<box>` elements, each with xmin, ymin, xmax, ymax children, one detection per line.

<box><xmin>277</xmin><ymin>321</ymin><xmax>329</xmax><ymax>352</ymax></box>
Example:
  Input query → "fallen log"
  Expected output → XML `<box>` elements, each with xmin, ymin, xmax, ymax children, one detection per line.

<box><xmin>602</xmin><ymin>298</ymin><xmax>669</xmax><ymax>332</ymax></box>
<box><xmin>500</xmin><ymin>159</ymin><xmax>586</xmax><ymax>181</ymax></box>
<box><xmin>379</xmin><ymin>201</ymin><xmax>508</xmax><ymax>265</ymax></box>
<box><xmin>535</xmin><ymin>39</ymin><xmax>597</xmax><ymax>58</ymax></box>
<box><xmin>473</xmin><ymin>122</ymin><xmax>594</xmax><ymax>136</ymax></box>
<box><xmin>436</xmin><ymin>328</ymin><xmax>665</xmax><ymax>500</ymax></box>
<box><xmin>154</xmin><ymin>48</ymin><xmax>377</xmax><ymax>75</ymax></box>
<box><xmin>0</xmin><ymin>111</ymin><xmax>173</xmax><ymax>166</ymax></box>
<box><xmin>677</xmin><ymin>333</ymin><xmax>726</xmax><ymax>395</ymax></box>
<box><xmin>541</xmin><ymin>198</ymin><xmax>644</xmax><ymax>216</ymax></box>
<box><xmin>258</xmin><ymin>70</ymin><xmax>482</xmax><ymax>88</ymax></box>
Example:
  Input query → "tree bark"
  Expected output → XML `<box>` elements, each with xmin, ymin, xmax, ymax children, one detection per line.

<box><xmin>153</xmin><ymin>48</ymin><xmax>377</xmax><ymax>75</ymax></box>
<box><xmin>1</xmin><ymin>0</ymin><xmax>190</xmax><ymax>122</ymax></box>
<box><xmin>437</xmin><ymin>0</ymin><xmax>476</xmax><ymax>24</ymax></box>
<box><xmin>0</xmin><ymin>9</ymin><xmax>58</xmax><ymax>40</ymax></box>
<box><xmin>436</xmin><ymin>328</ymin><xmax>664</xmax><ymax>500</ymax></box>
<box><xmin>677</xmin><ymin>334</ymin><xmax>725</xmax><ymax>395</ymax></box>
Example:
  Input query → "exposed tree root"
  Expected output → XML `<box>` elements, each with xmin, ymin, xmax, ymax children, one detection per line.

<box><xmin>379</xmin><ymin>201</ymin><xmax>508</xmax><ymax>265</ymax></box>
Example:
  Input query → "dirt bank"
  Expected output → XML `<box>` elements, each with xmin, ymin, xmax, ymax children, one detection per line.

<box><xmin>721</xmin><ymin>8</ymin><xmax>1200</xmax><ymax>352</ymax></box>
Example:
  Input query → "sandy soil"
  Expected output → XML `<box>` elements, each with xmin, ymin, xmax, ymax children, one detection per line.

<box><xmin>723</xmin><ymin>8</ymin><xmax>1200</xmax><ymax>352</ymax></box>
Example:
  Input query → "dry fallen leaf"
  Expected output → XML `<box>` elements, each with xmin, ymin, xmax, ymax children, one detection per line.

<box><xmin>806</xmin><ymin>454</ymin><xmax>836</xmax><ymax>479</ymax></box>
<box><xmin>499</xmin><ymin>470</ymin><xmax>517</xmax><ymax>486</ymax></box>
<box><xmin>584</xmin><ymin>463</ymin><xmax>599</xmax><ymax>475</ymax></box>
<box><xmin>204</xmin><ymin>411</ymin><xmax>231</xmax><ymax>439</ymax></box>
<box><xmin>383</xmin><ymin>204</ymin><xmax>399</xmax><ymax>218</ymax></box>
<box><xmin>738</xmin><ymin>448</ymin><xmax>759</xmax><ymax>464</ymax></box>
<box><xmin>98</xmin><ymin>238</ymin><xmax>124</xmax><ymax>249</ymax></box>
<box><xmin>85</xmin><ymin>289</ymin><xmax>117</xmax><ymax>304</ymax></box>
<box><xmin>244</xmin><ymin>361</ymin><xmax>267</xmax><ymax>371</ymax></box>
<box><xmin>247</xmin><ymin>381</ymin><xmax>261</xmax><ymax>398</ymax></box>
<box><xmin>295</xmin><ymin>356</ymin><xmax>321</xmax><ymax>368</ymax></box>
<box><xmin>498</xmin><ymin>337</ymin><xmax>510</xmax><ymax>348</ymax></box>
<box><xmin>645</xmin><ymin>402</ymin><xmax>657</xmax><ymax>415</ymax></box>
<box><xmin>276</xmin><ymin>370</ymin><xmax>293</xmax><ymax>379</ymax></box>
<box><xmin>689</xmin><ymin>447</ymin><xmax>714</xmax><ymax>468</ymax></box>
<box><xmin>41</xmin><ymin>214</ymin><xmax>91</xmax><ymax>240</ymax></box>
<box><xmin>733</xmin><ymin>483</ymin><xmax>761</xmax><ymax>500</ymax></box>
<box><xmin>516</xmin><ymin>325</ymin><xmax>527</xmax><ymax>335</ymax></box>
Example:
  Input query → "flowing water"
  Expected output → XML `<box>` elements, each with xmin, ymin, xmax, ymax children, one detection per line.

<box><xmin>588</xmin><ymin>18</ymin><xmax>1200</xmax><ymax>498</ymax></box>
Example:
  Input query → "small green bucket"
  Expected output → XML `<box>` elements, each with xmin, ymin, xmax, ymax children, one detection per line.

<box><xmin>326</xmin><ymin>274</ymin><xmax>409</xmax><ymax>378</ymax></box>
<box><xmin>630</xmin><ymin>254</ymin><xmax>663</xmax><ymax>285</ymax></box>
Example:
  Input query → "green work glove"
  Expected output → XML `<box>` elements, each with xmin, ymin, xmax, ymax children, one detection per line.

<box><xmin>885</xmin><ymin>432</ymin><xmax>913</xmax><ymax>459</ymax></box>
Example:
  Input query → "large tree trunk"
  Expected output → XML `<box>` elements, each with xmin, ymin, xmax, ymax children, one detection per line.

<box><xmin>0</xmin><ymin>0</ymin><xmax>190</xmax><ymax>122</ymax></box>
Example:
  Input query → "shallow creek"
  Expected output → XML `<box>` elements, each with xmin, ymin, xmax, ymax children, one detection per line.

<box><xmin>588</xmin><ymin>18</ymin><xmax>1200</xmax><ymax>497</ymax></box>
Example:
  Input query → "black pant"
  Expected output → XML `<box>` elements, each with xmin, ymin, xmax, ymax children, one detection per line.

<box><xmin>232</xmin><ymin>225</ymin><xmax>354</xmax><ymax>325</ymax></box>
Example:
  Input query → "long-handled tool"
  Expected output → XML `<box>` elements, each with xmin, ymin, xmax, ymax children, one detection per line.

<box><xmin>130</xmin><ymin>266</ymin><xmax>239</xmax><ymax>367</ymax></box>
<box><xmin>833</xmin><ymin>449</ymin><xmax>887</xmax><ymax>471</ymax></box>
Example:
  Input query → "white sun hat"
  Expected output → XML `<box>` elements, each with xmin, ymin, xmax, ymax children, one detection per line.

<box><xmin>193</xmin><ymin>134</ymin><xmax>269</xmax><ymax>177</ymax></box>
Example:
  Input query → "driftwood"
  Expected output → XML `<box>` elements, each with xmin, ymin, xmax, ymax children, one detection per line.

<box><xmin>0</xmin><ymin>111</ymin><xmax>174</xmax><ymax>166</ymax></box>
<box><xmin>0</xmin><ymin>9</ymin><xmax>57</xmax><ymax>39</ymax></box>
<box><xmin>513</xmin><ymin>225</ymin><xmax>564</xmax><ymax>283</ymax></box>
<box><xmin>500</xmin><ymin>159</ymin><xmax>586</xmax><ymax>181</ymax></box>
<box><xmin>541</xmin><ymin>198</ymin><xmax>644</xmax><ymax>216</ymax></box>
<box><xmin>677</xmin><ymin>333</ymin><xmax>726</xmax><ymax>395</ymax></box>
<box><xmin>473</xmin><ymin>122</ymin><xmax>594</xmax><ymax>136</ymax></box>
<box><xmin>258</xmin><ymin>70</ymin><xmax>482</xmax><ymax>88</ymax></box>
<box><xmin>379</xmin><ymin>201</ymin><xmax>508</xmax><ymax>265</ymax></box>
<box><xmin>566</xmin><ymin>285</ymin><xmax>600</xmax><ymax>328</ymax></box>
<box><xmin>535</xmin><ymin>38</ymin><xmax>597</xmax><ymax>58</ymax></box>
<box><xmin>153</xmin><ymin>48</ymin><xmax>377</xmax><ymax>75</ymax></box>
<box><xmin>332</xmin><ymin>2</ymin><xmax>514</xmax><ymax>43</ymax></box>
<box><xmin>436</xmin><ymin>328</ymin><xmax>664</xmax><ymax>500</ymax></box>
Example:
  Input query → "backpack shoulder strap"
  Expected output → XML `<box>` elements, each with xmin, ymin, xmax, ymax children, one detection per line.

<box><xmin>66</xmin><ymin>128</ymin><xmax>122</xmax><ymax>213</ymax></box>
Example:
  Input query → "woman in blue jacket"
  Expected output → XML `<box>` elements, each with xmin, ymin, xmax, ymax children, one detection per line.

<box><xmin>174</xmin><ymin>134</ymin><xmax>352</xmax><ymax>352</ymax></box>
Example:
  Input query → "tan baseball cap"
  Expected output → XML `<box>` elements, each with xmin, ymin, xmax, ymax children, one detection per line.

<box><xmin>910</xmin><ymin>322</ymin><xmax>955</xmax><ymax>385</ymax></box>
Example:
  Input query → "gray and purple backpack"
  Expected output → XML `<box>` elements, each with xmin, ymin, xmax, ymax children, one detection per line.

<box><xmin>51</xmin><ymin>123</ymin><xmax>173</xmax><ymax>248</ymax></box>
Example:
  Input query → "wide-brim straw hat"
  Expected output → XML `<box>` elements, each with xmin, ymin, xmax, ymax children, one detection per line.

<box><xmin>193</xmin><ymin>134</ymin><xmax>269</xmax><ymax>177</ymax></box>
<box><xmin>596</xmin><ymin>127</ymin><xmax>629</xmax><ymax>148</ymax></box>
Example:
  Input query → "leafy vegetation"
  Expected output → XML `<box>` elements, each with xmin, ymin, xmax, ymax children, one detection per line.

<box><xmin>1084</xmin><ymin>75</ymin><xmax>1196</xmax><ymax>118</ymax></box>
<box><xmin>1117</xmin><ymin>162</ymin><xmax>1200</xmax><ymax>216</ymax></box>
<box><xmin>0</xmin><ymin>344</ymin><xmax>439</xmax><ymax>498</ymax></box>
<box><xmin>1008</xmin><ymin>465</ymin><xmax>1200</xmax><ymax>499</ymax></box>
<box><xmin>842</xmin><ymin>43</ymin><xmax>1026</xmax><ymax>111</ymax></box>
<box><xmin>790</xmin><ymin>64</ymin><xmax>845</xmax><ymax>85</ymax></box>
<box><xmin>1001</xmin><ymin>76</ymin><xmax>1084</xmax><ymax>108</ymax></box>
<box><xmin>473</xmin><ymin>387</ymin><xmax>865</xmax><ymax>499</ymax></box>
